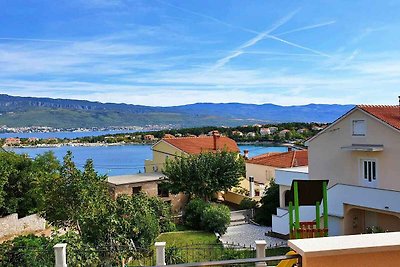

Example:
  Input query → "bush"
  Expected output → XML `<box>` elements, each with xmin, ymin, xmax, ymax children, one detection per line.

<box><xmin>254</xmin><ymin>179</ymin><xmax>279</xmax><ymax>226</ymax></box>
<box><xmin>201</xmin><ymin>204</ymin><xmax>231</xmax><ymax>235</ymax></box>
<box><xmin>239</xmin><ymin>197</ymin><xmax>257</xmax><ymax>210</ymax></box>
<box><xmin>183</xmin><ymin>198</ymin><xmax>231</xmax><ymax>234</ymax></box>
<box><xmin>165</xmin><ymin>246</ymin><xmax>185</xmax><ymax>265</ymax></box>
<box><xmin>183</xmin><ymin>198</ymin><xmax>209</xmax><ymax>230</ymax></box>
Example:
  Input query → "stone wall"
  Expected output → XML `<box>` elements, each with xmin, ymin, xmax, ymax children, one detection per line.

<box><xmin>0</xmin><ymin>213</ymin><xmax>46</xmax><ymax>239</ymax></box>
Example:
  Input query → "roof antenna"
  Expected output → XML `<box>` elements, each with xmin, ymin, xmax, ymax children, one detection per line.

<box><xmin>398</xmin><ymin>96</ymin><xmax>400</xmax><ymax>117</ymax></box>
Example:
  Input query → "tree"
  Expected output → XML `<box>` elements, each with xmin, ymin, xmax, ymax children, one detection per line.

<box><xmin>0</xmin><ymin>151</ymin><xmax>59</xmax><ymax>217</ymax></box>
<box><xmin>162</xmin><ymin>150</ymin><xmax>245</xmax><ymax>200</ymax></box>
<box><xmin>40</xmin><ymin>151</ymin><xmax>110</xmax><ymax>238</ymax></box>
<box><xmin>254</xmin><ymin>179</ymin><xmax>279</xmax><ymax>226</ymax></box>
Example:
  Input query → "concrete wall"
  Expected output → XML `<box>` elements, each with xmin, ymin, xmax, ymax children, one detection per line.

<box><xmin>343</xmin><ymin>204</ymin><xmax>400</xmax><ymax>235</ymax></box>
<box><xmin>308</xmin><ymin>108</ymin><xmax>400</xmax><ymax>191</ymax></box>
<box><xmin>223</xmin><ymin>191</ymin><xmax>246</xmax><ymax>205</ymax></box>
<box><xmin>0</xmin><ymin>213</ymin><xmax>46</xmax><ymax>239</ymax></box>
<box><xmin>289</xmin><ymin>232</ymin><xmax>400</xmax><ymax>267</ymax></box>
<box><xmin>245</xmin><ymin>163</ymin><xmax>275</xmax><ymax>185</ymax></box>
<box><xmin>302</xmin><ymin>250</ymin><xmax>400</xmax><ymax>267</ymax></box>
<box><xmin>109</xmin><ymin>181</ymin><xmax>188</xmax><ymax>213</ymax></box>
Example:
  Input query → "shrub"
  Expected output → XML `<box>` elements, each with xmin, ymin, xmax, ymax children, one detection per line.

<box><xmin>254</xmin><ymin>179</ymin><xmax>279</xmax><ymax>226</ymax></box>
<box><xmin>183</xmin><ymin>198</ymin><xmax>209</xmax><ymax>230</ymax></box>
<box><xmin>239</xmin><ymin>197</ymin><xmax>257</xmax><ymax>210</ymax></box>
<box><xmin>201</xmin><ymin>204</ymin><xmax>231</xmax><ymax>235</ymax></box>
<box><xmin>219</xmin><ymin>248</ymin><xmax>254</xmax><ymax>260</ymax></box>
<box><xmin>165</xmin><ymin>246</ymin><xmax>185</xmax><ymax>265</ymax></box>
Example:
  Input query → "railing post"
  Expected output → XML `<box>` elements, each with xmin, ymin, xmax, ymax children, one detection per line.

<box><xmin>255</xmin><ymin>240</ymin><xmax>267</xmax><ymax>267</ymax></box>
<box><xmin>53</xmin><ymin>243</ymin><xmax>67</xmax><ymax>267</ymax></box>
<box><xmin>155</xmin><ymin>242</ymin><xmax>166</xmax><ymax>266</ymax></box>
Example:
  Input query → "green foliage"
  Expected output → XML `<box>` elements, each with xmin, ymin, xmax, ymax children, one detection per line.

<box><xmin>147</xmin><ymin>196</ymin><xmax>176</xmax><ymax>233</ymax></box>
<box><xmin>163</xmin><ymin>151</ymin><xmax>245</xmax><ymax>200</ymax></box>
<box><xmin>0</xmin><ymin>151</ymin><xmax>59</xmax><ymax>217</ymax></box>
<box><xmin>239</xmin><ymin>197</ymin><xmax>257</xmax><ymax>210</ymax></box>
<box><xmin>0</xmin><ymin>150</ymin><xmax>176</xmax><ymax>266</ymax></box>
<box><xmin>0</xmin><ymin>233</ymin><xmax>100</xmax><ymax>267</ymax></box>
<box><xmin>183</xmin><ymin>199</ymin><xmax>230</xmax><ymax>234</ymax></box>
<box><xmin>183</xmin><ymin>198</ymin><xmax>209</xmax><ymax>230</ymax></box>
<box><xmin>165</xmin><ymin>246</ymin><xmax>185</xmax><ymax>265</ymax></box>
<box><xmin>157</xmin><ymin>231</ymin><xmax>218</xmax><ymax>246</ymax></box>
<box><xmin>219</xmin><ymin>248</ymin><xmax>255</xmax><ymax>260</ymax></box>
<box><xmin>201</xmin><ymin>204</ymin><xmax>231</xmax><ymax>235</ymax></box>
<box><xmin>0</xmin><ymin>234</ymin><xmax>53</xmax><ymax>267</ymax></box>
<box><xmin>254</xmin><ymin>179</ymin><xmax>280</xmax><ymax>226</ymax></box>
<box><xmin>40</xmin><ymin>151</ymin><xmax>110</xmax><ymax>237</ymax></box>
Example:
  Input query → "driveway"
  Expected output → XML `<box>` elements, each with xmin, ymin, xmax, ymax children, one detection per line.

<box><xmin>220</xmin><ymin>224</ymin><xmax>286</xmax><ymax>248</ymax></box>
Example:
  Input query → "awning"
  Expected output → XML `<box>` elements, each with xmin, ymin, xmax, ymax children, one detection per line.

<box><xmin>341</xmin><ymin>144</ymin><xmax>384</xmax><ymax>152</ymax></box>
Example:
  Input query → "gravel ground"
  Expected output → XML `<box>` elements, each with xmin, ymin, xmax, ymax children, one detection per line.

<box><xmin>220</xmin><ymin>224</ymin><xmax>287</xmax><ymax>248</ymax></box>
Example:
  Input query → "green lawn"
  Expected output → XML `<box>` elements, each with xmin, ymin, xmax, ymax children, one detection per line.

<box><xmin>156</xmin><ymin>230</ymin><xmax>219</xmax><ymax>246</ymax></box>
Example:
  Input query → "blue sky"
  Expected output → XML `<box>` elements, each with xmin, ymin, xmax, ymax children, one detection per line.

<box><xmin>0</xmin><ymin>0</ymin><xmax>399</xmax><ymax>106</ymax></box>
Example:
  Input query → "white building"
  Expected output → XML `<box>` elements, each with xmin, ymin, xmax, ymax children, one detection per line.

<box><xmin>272</xmin><ymin>104</ymin><xmax>400</xmax><ymax>237</ymax></box>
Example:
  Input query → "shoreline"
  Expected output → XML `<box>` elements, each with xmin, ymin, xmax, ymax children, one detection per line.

<box><xmin>3</xmin><ymin>141</ymin><xmax>304</xmax><ymax>150</ymax></box>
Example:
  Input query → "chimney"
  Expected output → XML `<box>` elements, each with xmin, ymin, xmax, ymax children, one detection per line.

<box><xmin>243</xmin><ymin>149</ymin><xmax>249</xmax><ymax>159</ymax></box>
<box><xmin>212</xmin><ymin>130</ymin><xmax>220</xmax><ymax>150</ymax></box>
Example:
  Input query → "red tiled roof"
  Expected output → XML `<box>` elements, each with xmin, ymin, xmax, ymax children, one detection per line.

<box><xmin>246</xmin><ymin>150</ymin><xmax>308</xmax><ymax>168</ymax></box>
<box><xmin>358</xmin><ymin>105</ymin><xmax>400</xmax><ymax>131</ymax></box>
<box><xmin>162</xmin><ymin>136</ymin><xmax>240</xmax><ymax>154</ymax></box>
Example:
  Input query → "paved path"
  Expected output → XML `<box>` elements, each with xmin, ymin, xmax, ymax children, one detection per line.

<box><xmin>220</xmin><ymin>224</ymin><xmax>286</xmax><ymax>248</ymax></box>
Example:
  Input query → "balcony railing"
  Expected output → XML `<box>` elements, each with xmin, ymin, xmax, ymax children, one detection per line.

<box><xmin>149</xmin><ymin>254</ymin><xmax>301</xmax><ymax>267</ymax></box>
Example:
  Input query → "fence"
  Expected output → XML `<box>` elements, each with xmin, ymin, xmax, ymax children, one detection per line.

<box><xmin>52</xmin><ymin>240</ymin><xmax>293</xmax><ymax>267</ymax></box>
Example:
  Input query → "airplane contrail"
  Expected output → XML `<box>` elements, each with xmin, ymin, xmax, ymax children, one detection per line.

<box><xmin>266</xmin><ymin>35</ymin><xmax>331</xmax><ymax>57</ymax></box>
<box><xmin>155</xmin><ymin>0</ymin><xmax>258</xmax><ymax>35</ymax></box>
<box><xmin>211</xmin><ymin>9</ymin><xmax>300</xmax><ymax>69</ymax></box>
<box><xmin>275</xmin><ymin>21</ymin><xmax>336</xmax><ymax>36</ymax></box>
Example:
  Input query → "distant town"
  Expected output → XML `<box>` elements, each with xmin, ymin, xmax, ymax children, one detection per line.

<box><xmin>1</xmin><ymin>122</ymin><xmax>327</xmax><ymax>148</ymax></box>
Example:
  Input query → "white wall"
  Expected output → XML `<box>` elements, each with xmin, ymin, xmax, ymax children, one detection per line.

<box><xmin>308</xmin><ymin>108</ymin><xmax>400</xmax><ymax>191</ymax></box>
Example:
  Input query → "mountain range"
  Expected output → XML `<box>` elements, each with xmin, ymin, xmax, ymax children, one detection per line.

<box><xmin>0</xmin><ymin>94</ymin><xmax>354</xmax><ymax>128</ymax></box>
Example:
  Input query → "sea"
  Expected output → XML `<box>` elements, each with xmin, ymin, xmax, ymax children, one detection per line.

<box><xmin>4</xmin><ymin>131</ymin><xmax>288</xmax><ymax>176</ymax></box>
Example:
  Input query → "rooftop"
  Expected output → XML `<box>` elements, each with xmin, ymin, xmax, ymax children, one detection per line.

<box><xmin>246</xmin><ymin>150</ymin><xmax>308</xmax><ymax>168</ymax></box>
<box><xmin>276</xmin><ymin>165</ymin><xmax>309</xmax><ymax>173</ymax></box>
<box><xmin>358</xmin><ymin>105</ymin><xmax>400</xmax><ymax>131</ymax></box>
<box><xmin>108</xmin><ymin>172</ymin><xmax>164</xmax><ymax>185</ymax></box>
<box><xmin>160</xmin><ymin>136</ymin><xmax>239</xmax><ymax>155</ymax></box>
<box><xmin>289</xmin><ymin>231</ymin><xmax>400</xmax><ymax>257</ymax></box>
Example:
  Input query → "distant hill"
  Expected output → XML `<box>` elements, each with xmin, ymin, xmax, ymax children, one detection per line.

<box><xmin>0</xmin><ymin>94</ymin><xmax>354</xmax><ymax>128</ymax></box>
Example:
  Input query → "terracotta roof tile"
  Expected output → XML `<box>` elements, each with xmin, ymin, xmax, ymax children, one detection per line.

<box><xmin>162</xmin><ymin>136</ymin><xmax>239</xmax><ymax>154</ymax></box>
<box><xmin>358</xmin><ymin>105</ymin><xmax>400</xmax><ymax>131</ymax></box>
<box><xmin>246</xmin><ymin>150</ymin><xmax>308</xmax><ymax>168</ymax></box>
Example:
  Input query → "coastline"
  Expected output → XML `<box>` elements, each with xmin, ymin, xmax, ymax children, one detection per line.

<box><xmin>4</xmin><ymin>140</ymin><xmax>305</xmax><ymax>150</ymax></box>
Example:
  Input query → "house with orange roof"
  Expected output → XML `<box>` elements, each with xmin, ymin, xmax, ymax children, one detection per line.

<box><xmin>306</xmin><ymin>104</ymin><xmax>400</xmax><ymax>236</ymax></box>
<box><xmin>145</xmin><ymin>131</ymin><xmax>239</xmax><ymax>173</ymax></box>
<box><xmin>245</xmin><ymin>150</ymin><xmax>308</xmax><ymax>186</ymax></box>
<box><xmin>272</xmin><ymin>103</ymin><xmax>400</xmax><ymax>237</ymax></box>
<box><xmin>4</xmin><ymin>137</ymin><xmax>21</xmax><ymax>146</ymax></box>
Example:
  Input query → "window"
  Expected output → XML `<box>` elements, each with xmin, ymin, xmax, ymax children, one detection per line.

<box><xmin>157</xmin><ymin>184</ymin><xmax>169</xmax><ymax>197</ymax></box>
<box><xmin>352</xmin><ymin>120</ymin><xmax>366</xmax><ymax>136</ymax></box>
<box><xmin>361</xmin><ymin>159</ymin><xmax>377</xmax><ymax>182</ymax></box>
<box><xmin>132</xmin><ymin>186</ymin><xmax>142</xmax><ymax>195</ymax></box>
